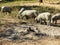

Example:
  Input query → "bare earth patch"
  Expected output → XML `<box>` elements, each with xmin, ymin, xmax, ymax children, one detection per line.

<box><xmin>0</xmin><ymin>38</ymin><xmax>60</xmax><ymax>45</ymax></box>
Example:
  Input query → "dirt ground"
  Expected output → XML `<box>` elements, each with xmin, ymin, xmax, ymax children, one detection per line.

<box><xmin>0</xmin><ymin>18</ymin><xmax>60</xmax><ymax>45</ymax></box>
<box><xmin>0</xmin><ymin>37</ymin><xmax>60</xmax><ymax>45</ymax></box>
<box><xmin>0</xmin><ymin>2</ymin><xmax>60</xmax><ymax>45</ymax></box>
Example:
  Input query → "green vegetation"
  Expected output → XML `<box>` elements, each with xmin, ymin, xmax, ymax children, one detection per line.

<box><xmin>0</xmin><ymin>1</ymin><xmax>38</xmax><ymax>7</ymax></box>
<box><xmin>6</xmin><ymin>0</ymin><xmax>37</xmax><ymax>1</ymax></box>
<box><xmin>1</xmin><ymin>0</ymin><xmax>37</xmax><ymax>2</ymax></box>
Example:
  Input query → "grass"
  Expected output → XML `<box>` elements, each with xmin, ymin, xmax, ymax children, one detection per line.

<box><xmin>0</xmin><ymin>6</ymin><xmax>60</xmax><ymax>17</ymax></box>
<box><xmin>0</xmin><ymin>6</ymin><xmax>60</xmax><ymax>19</ymax></box>
<box><xmin>0</xmin><ymin>1</ymin><xmax>38</xmax><ymax>7</ymax></box>
<box><xmin>0</xmin><ymin>0</ymin><xmax>60</xmax><ymax>24</ymax></box>
<box><xmin>0</xmin><ymin>0</ymin><xmax>60</xmax><ymax>6</ymax></box>
<box><xmin>1</xmin><ymin>37</ymin><xmax>60</xmax><ymax>45</ymax></box>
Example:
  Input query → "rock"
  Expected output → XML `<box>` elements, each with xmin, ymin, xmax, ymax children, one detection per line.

<box><xmin>27</xmin><ymin>27</ymin><xmax>40</xmax><ymax>34</ymax></box>
<box><xmin>0</xmin><ymin>28</ymin><xmax>15</xmax><ymax>37</ymax></box>
<box><xmin>15</xmin><ymin>27</ymin><xmax>29</xmax><ymax>36</ymax></box>
<box><xmin>7</xmin><ymin>34</ymin><xmax>20</xmax><ymax>40</ymax></box>
<box><xmin>24</xmin><ymin>32</ymin><xmax>39</xmax><ymax>40</ymax></box>
<box><xmin>19</xmin><ymin>21</ymin><xmax>27</xmax><ymax>24</ymax></box>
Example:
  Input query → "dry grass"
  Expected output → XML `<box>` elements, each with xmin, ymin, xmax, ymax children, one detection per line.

<box><xmin>43</xmin><ymin>0</ymin><xmax>60</xmax><ymax>3</ymax></box>
<box><xmin>0</xmin><ymin>1</ymin><xmax>60</xmax><ymax>45</ymax></box>
<box><xmin>0</xmin><ymin>1</ymin><xmax>38</xmax><ymax>7</ymax></box>
<box><xmin>0</xmin><ymin>38</ymin><xmax>60</xmax><ymax>45</ymax></box>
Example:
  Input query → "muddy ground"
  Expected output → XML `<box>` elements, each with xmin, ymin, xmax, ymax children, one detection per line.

<box><xmin>0</xmin><ymin>18</ymin><xmax>60</xmax><ymax>45</ymax></box>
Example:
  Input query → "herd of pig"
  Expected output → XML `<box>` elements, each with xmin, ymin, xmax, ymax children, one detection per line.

<box><xmin>1</xmin><ymin>6</ymin><xmax>60</xmax><ymax>26</ymax></box>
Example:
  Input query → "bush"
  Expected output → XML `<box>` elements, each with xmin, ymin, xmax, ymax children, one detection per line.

<box><xmin>5</xmin><ymin>0</ymin><xmax>14</xmax><ymax>2</ymax></box>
